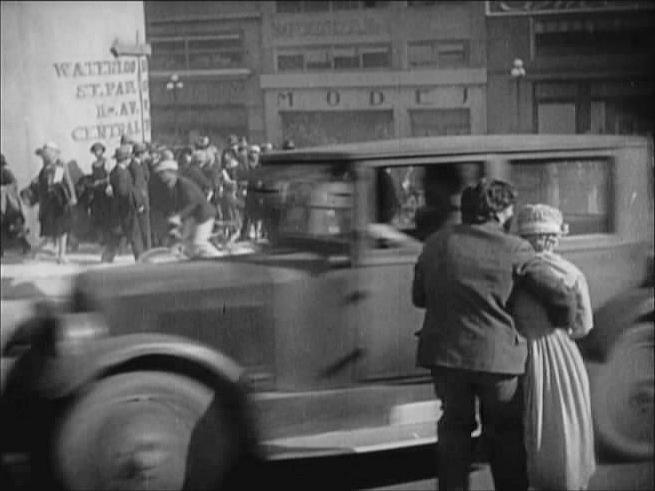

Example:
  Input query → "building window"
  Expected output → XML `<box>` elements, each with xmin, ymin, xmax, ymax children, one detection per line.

<box><xmin>333</xmin><ymin>0</ymin><xmax>360</xmax><ymax>9</ymax></box>
<box><xmin>305</xmin><ymin>49</ymin><xmax>332</xmax><ymax>70</ymax></box>
<box><xmin>410</xmin><ymin>109</ymin><xmax>471</xmax><ymax>136</ymax></box>
<box><xmin>333</xmin><ymin>47</ymin><xmax>359</xmax><ymax>69</ymax></box>
<box><xmin>511</xmin><ymin>158</ymin><xmax>612</xmax><ymax>235</ymax></box>
<box><xmin>150</xmin><ymin>33</ymin><xmax>243</xmax><ymax>71</ymax></box>
<box><xmin>361</xmin><ymin>46</ymin><xmax>390</xmax><ymax>68</ymax></box>
<box><xmin>534</xmin><ymin>14</ymin><xmax>654</xmax><ymax>58</ymax></box>
<box><xmin>277</xmin><ymin>53</ymin><xmax>304</xmax><ymax>72</ymax></box>
<box><xmin>275</xmin><ymin>1</ymin><xmax>389</xmax><ymax>12</ymax></box>
<box><xmin>535</xmin><ymin>81</ymin><xmax>655</xmax><ymax>135</ymax></box>
<box><xmin>276</xmin><ymin>45</ymin><xmax>391</xmax><ymax>72</ymax></box>
<box><xmin>408</xmin><ymin>40</ymin><xmax>469</xmax><ymax>68</ymax></box>
<box><xmin>276</xmin><ymin>1</ymin><xmax>303</xmax><ymax>13</ymax></box>
<box><xmin>407</xmin><ymin>1</ymin><xmax>438</xmax><ymax>6</ymax></box>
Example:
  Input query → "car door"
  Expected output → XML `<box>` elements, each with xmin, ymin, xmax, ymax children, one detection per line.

<box><xmin>353</xmin><ymin>158</ymin><xmax>483</xmax><ymax>381</ymax></box>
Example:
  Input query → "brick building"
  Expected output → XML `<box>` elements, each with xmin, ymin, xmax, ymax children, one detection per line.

<box><xmin>144</xmin><ymin>1</ymin><xmax>265</xmax><ymax>146</ymax></box>
<box><xmin>485</xmin><ymin>0</ymin><xmax>655</xmax><ymax>135</ymax></box>
<box><xmin>260</xmin><ymin>1</ymin><xmax>488</xmax><ymax>147</ymax></box>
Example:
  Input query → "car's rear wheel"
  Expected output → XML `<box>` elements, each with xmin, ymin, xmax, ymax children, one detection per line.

<box><xmin>591</xmin><ymin>323</ymin><xmax>654</xmax><ymax>460</ymax></box>
<box><xmin>53</xmin><ymin>371</ymin><xmax>240</xmax><ymax>490</ymax></box>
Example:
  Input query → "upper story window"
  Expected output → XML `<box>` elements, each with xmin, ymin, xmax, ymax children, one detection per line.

<box><xmin>276</xmin><ymin>1</ymin><xmax>389</xmax><ymax>12</ymax></box>
<box><xmin>277</xmin><ymin>44</ymin><xmax>391</xmax><ymax>72</ymax></box>
<box><xmin>408</xmin><ymin>40</ymin><xmax>469</xmax><ymax>68</ymax></box>
<box><xmin>150</xmin><ymin>33</ymin><xmax>243</xmax><ymax>71</ymax></box>
<box><xmin>534</xmin><ymin>14</ymin><xmax>654</xmax><ymax>58</ymax></box>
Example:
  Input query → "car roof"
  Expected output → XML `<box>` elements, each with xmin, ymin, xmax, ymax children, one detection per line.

<box><xmin>262</xmin><ymin>134</ymin><xmax>649</xmax><ymax>163</ymax></box>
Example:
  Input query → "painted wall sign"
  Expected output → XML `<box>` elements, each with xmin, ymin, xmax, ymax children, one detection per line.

<box><xmin>272</xmin><ymin>17</ymin><xmax>384</xmax><ymax>39</ymax></box>
<box><xmin>275</xmin><ymin>87</ymin><xmax>468</xmax><ymax>110</ymax></box>
<box><xmin>485</xmin><ymin>0</ymin><xmax>654</xmax><ymax>16</ymax></box>
<box><xmin>52</xmin><ymin>56</ymin><xmax>151</xmax><ymax>143</ymax></box>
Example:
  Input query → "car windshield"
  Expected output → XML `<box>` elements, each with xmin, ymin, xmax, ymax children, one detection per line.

<box><xmin>251</xmin><ymin>163</ymin><xmax>353</xmax><ymax>247</ymax></box>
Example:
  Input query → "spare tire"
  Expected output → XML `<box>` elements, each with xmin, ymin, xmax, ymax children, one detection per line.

<box><xmin>53</xmin><ymin>371</ymin><xmax>246</xmax><ymax>490</ymax></box>
<box><xmin>590</xmin><ymin>323</ymin><xmax>654</xmax><ymax>460</ymax></box>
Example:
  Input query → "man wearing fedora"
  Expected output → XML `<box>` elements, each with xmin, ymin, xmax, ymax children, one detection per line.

<box><xmin>105</xmin><ymin>144</ymin><xmax>145</xmax><ymax>262</ymax></box>
<box><xmin>130</xmin><ymin>142</ymin><xmax>152</xmax><ymax>250</ymax></box>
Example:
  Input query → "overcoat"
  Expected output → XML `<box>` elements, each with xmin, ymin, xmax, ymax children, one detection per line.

<box><xmin>413</xmin><ymin>221</ymin><xmax>576</xmax><ymax>374</ymax></box>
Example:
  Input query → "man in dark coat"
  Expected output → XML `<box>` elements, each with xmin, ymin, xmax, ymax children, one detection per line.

<box><xmin>412</xmin><ymin>179</ymin><xmax>577</xmax><ymax>491</ymax></box>
<box><xmin>129</xmin><ymin>142</ymin><xmax>151</xmax><ymax>250</ymax></box>
<box><xmin>104</xmin><ymin>145</ymin><xmax>144</xmax><ymax>261</ymax></box>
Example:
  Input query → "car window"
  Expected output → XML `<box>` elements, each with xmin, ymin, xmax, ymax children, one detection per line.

<box><xmin>375</xmin><ymin>162</ymin><xmax>481</xmax><ymax>242</ymax></box>
<box><xmin>277</xmin><ymin>164</ymin><xmax>353</xmax><ymax>240</ymax></box>
<box><xmin>510</xmin><ymin>157</ymin><xmax>613</xmax><ymax>235</ymax></box>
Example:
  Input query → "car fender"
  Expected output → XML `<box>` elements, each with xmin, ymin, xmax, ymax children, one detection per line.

<box><xmin>13</xmin><ymin>332</ymin><xmax>246</xmax><ymax>401</ymax></box>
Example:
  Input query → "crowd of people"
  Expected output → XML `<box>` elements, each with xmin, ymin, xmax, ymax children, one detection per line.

<box><xmin>0</xmin><ymin>135</ymin><xmax>295</xmax><ymax>262</ymax></box>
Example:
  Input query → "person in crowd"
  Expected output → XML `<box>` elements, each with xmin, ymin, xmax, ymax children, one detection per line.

<box><xmin>104</xmin><ymin>145</ymin><xmax>144</xmax><ymax>262</ymax></box>
<box><xmin>181</xmin><ymin>150</ymin><xmax>213</xmax><ymax>198</ymax></box>
<box><xmin>220</xmin><ymin>146</ymin><xmax>243</xmax><ymax>242</ymax></box>
<box><xmin>120</xmin><ymin>134</ymin><xmax>136</xmax><ymax>152</ymax></box>
<box><xmin>24</xmin><ymin>142</ymin><xmax>77</xmax><ymax>263</ymax></box>
<box><xmin>1</xmin><ymin>153</ymin><xmax>31</xmax><ymax>256</ymax></box>
<box><xmin>282</xmin><ymin>139</ymin><xmax>296</xmax><ymax>151</ymax></box>
<box><xmin>84</xmin><ymin>142</ymin><xmax>113</xmax><ymax>247</ymax></box>
<box><xmin>260</xmin><ymin>142</ymin><xmax>274</xmax><ymax>154</ymax></box>
<box><xmin>130</xmin><ymin>142</ymin><xmax>152</xmax><ymax>251</ymax></box>
<box><xmin>512</xmin><ymin>204</ymin><xmax>596</xmax><ymax>490</ymax></box>
<box><xmin>221</xmin><ymin>134</ymin><xmax>240</xmax><ymax>169</ymax></box>
<box><xmin>412</xmin><ymin>178</ymin><xmax>577</xmax><ymax>491</ymax></box>
<box><xmin>153</xmin><ymin>158</ymin><xmax>221</xmax><ymax>258</ymax></box>
<box><xmin>149</xmin><ymin>148</ymin><xmax>176</xmax><ymax>247</ymax></box>
<box><xmin>240</xmin><ymin>145</ymin><xmax>263</xmax><ymax>240</ymax></box>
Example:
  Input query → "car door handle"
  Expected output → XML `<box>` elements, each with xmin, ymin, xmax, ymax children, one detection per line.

<box><xmin>344</xmin><ymin>290</ymin><xmax>370</xmax><ymax>304</ymax></box>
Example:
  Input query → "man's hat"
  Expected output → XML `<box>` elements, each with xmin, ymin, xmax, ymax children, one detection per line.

<box><xmin>120</xmin><ymin>135</ymin><xmax>136</xmax><ymax>145</ymax></box>
<box><xmin>161</xmin><ymin>149</ymin><xmax>175</xmax><ymax>161</ymax></box>
<box><xmin>195</xmin><ymin>136</ymin><xmax>210</xmax><ymax>149</ymax></box>
<box><xmin>226</xmin><ymin>134</ymin><xmax>239</xmax><ymax>146</ymax></box>
<box><xmin>90</xmin><ymin>142</ymin><xmax>106</xmax><ymax>153</ymax></box>
<box><xmin>113</xmin><ymin>145</ymin><xmax>133</xmax><ymax>161</ymax></box>
<box><xmin>517</xmin><ymin>204</ymin><xmax>569</xmax><ymax>236</ymax></box>
<box><xmin>133</xmin><ymin>142</ymin><xmax>148</xmax><ymax>154</ymax></box>
<box><xmin>154</xmin><ymin>159</ymin><xmax>179</xmax><ymax>174</ymax></box>
<box><xmin>36</xmin><ymin>141</ymin><xmax>60</xmax><ymax>157</ymax></box>
<box><xmin>248</xmin><ymin>145</ymin><xmax>261</xmax><ymax>154</ymax></box>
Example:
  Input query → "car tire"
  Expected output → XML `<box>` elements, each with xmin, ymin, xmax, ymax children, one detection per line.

<box><xmin>591</xmin><ymin>323</ymin><xmax>654</xmax><ymax>460</ymax></box>
<box><xmin>52</xmin><ymin>371</ymin><xmax>242</xmax><ymax>490</ymax></box>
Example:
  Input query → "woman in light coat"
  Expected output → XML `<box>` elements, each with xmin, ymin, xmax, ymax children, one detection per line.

<box><xmin>512</xmin><ymin>204</ymin><xmax>596</xmax><ymax>490</ymax></box>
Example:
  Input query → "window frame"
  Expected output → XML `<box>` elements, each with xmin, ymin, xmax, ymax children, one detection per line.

<box><xmin>505</xmin><ymin>150</ymin><xmax>618</xmax><ymax>250</ymax></box>
<box><xmin>275</xmin><ymin>44</ymin><xmax>392</xmax><ymax>72</ymax></box>
<box><xmin>150</xmin><ymin>32</ymin><xmax>244</xmax><ymax>71</ymax></box>
<box><xmin>407</xmin><ymin>39</ymin><xmax>470</xmax><ymax>68</ymax></box>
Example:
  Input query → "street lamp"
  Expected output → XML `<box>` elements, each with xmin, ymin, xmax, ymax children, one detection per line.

<box><xmin>165</xmin><ymin>73</ymin><xmax>184</xmax><ymax>142</ymax></box>
<box><xmin>510</xmin><ymin>58</ymin><xmax>526</xmax><ymax>133</ymax></box>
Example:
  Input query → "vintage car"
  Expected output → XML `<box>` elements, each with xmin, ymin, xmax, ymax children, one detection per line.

<box><xmin>1</xmin><ymin>135</ymin><xmax>653</xmax><ymax>489</ymax></box>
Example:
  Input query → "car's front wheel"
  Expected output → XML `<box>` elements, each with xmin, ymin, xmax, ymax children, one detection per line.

<box><xmin>591</xmin><ymin>323</ymin><xmax>654</xmax><ymax>460</ymax></box>
<box><xmin>53</xmin><ymin>371</ymin><xmax>242</xmax><ymax>490</ymax></box>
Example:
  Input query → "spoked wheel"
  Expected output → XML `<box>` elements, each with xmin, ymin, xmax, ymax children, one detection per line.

<box><xmin>53</xmin><ymin>371</ymin><xmax>242</xmax><ymax>490</ymax></box>
<box><xmin>591</xmin><ymin>323</ymin><xmax>654</xmax><ymax>460</ymax></box>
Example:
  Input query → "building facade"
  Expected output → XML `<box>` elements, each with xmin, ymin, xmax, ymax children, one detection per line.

<box><xmin>486</xmin><ymin>0</ymin><xmax>655</xmax><ymax>135</ymax></box>
<box><xmin>259</xmin><ymin>1</ymin><xmax>487</xmax><ymax>147</ymax></box>
<box><xmin>145</xmin><ymin>1</ymin><xmax>265</xmax><ymax>147</ymax></box>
